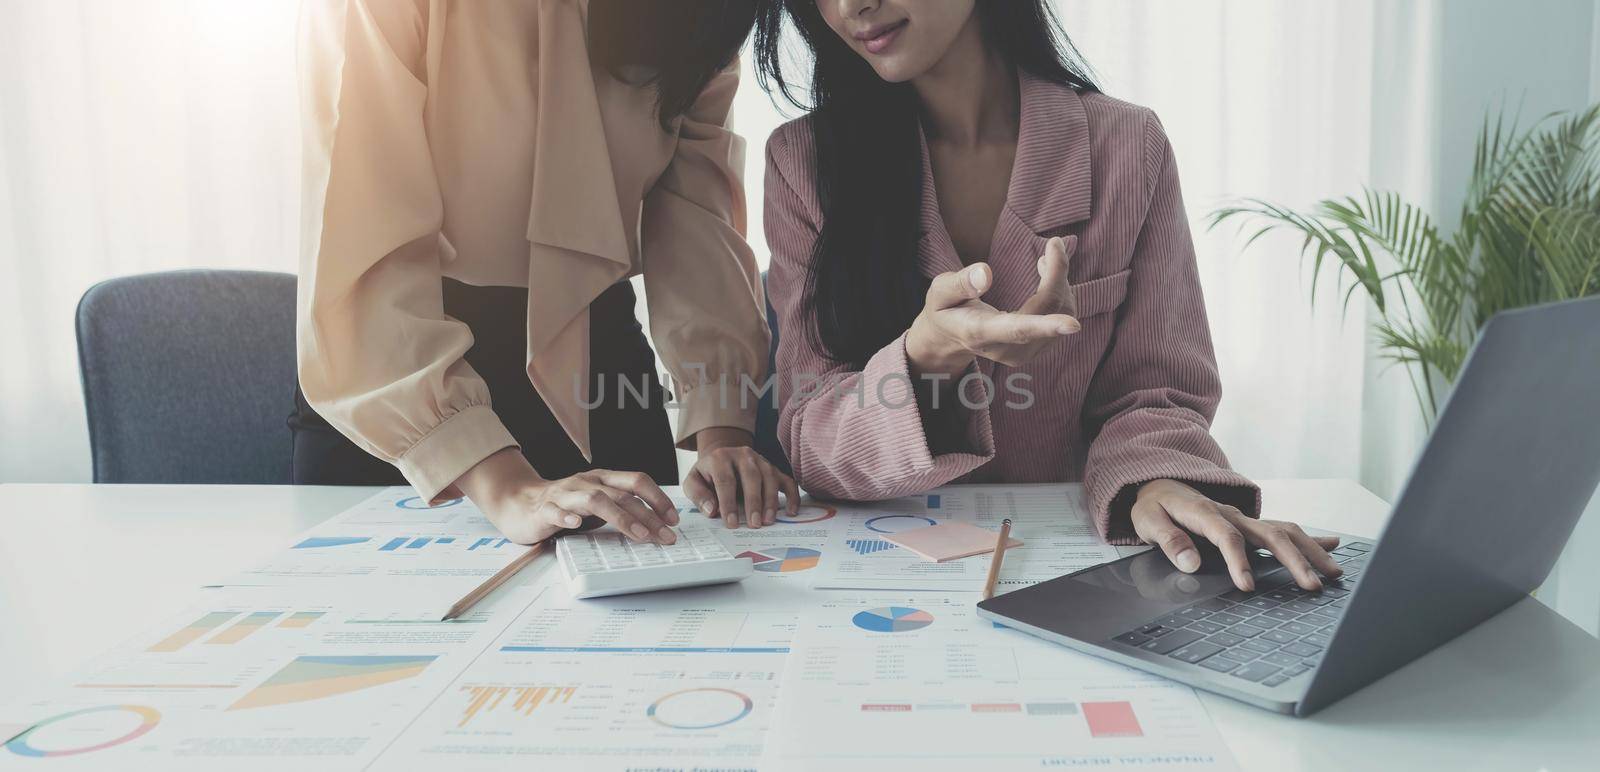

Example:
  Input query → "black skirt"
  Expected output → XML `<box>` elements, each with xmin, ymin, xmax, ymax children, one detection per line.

<box><xmin>289</xmin><ymin>279</ymin><xmax>678</xmax><ymax>488</ymax></box>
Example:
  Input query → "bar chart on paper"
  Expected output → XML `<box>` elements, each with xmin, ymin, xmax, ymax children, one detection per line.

<box><xmin>374</xmin><ymin>652</ymin><xmax>783</xmax><ymax>771</ymax></box>
<box><xmin>456</xmin><ymin>685</ymin><xmax>577</xmax><ymax>727</ymax></box>
<box><xmin>146</xmin><ymin>607</ymin><xmax>328</xmax><ymax>652</ymax></box>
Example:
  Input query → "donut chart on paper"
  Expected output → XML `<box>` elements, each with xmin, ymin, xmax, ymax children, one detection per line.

<box><xmin>776</xmin><ymin>504</ymin><xmax>836</xmax><ymax>524</ymax></box>
<box><xmin>4</xmin><ymin>705</ymin><xmax>161</xmax><ymax>758</ymax></box>
<box><xmin>863</xmin><ymin>515</ymin><xmax>937</xmax><ymax>534</ymax></box>
<box><xmin>646</xmin><ymin>688</ymin><xmax>753</xmax><ymax>730</ymax></box>
<box><xmin>395</xmin><ymin>496</ymin><xmax>463</xmax><ymax>510</ymax></box>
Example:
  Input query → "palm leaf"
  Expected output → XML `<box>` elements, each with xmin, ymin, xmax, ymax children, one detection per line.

<box><xmin>1208</xmin><ymin>100</ymin><xmax>1600</xmax><ymax>423</ymax></box>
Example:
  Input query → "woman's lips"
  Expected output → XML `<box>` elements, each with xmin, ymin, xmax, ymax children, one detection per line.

<box><xmin>860</xmin><ymin>20</ymin><xmax>908</xmax><ymax>55</ymax></box>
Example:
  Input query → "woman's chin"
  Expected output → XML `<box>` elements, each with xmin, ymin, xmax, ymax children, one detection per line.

<box><xmin>865</xmin><ymin>57</ymin><xmax>927</xmax><ymax>84</ymax></box>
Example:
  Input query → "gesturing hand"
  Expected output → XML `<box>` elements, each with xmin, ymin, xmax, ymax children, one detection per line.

<box><xmin>905</xmin><ymin>236</ymin><xmax>1081</xmax><ymax>379</ymax></box>
<box><xmin>1132</xmin><ymin>478</ymin><xmax>1343</xmax><ymax>592</ymax></box>
<box><xmin>684</xmin><ymin>427</ymin><xmax>800</xmax><ymax>530</ymax></box>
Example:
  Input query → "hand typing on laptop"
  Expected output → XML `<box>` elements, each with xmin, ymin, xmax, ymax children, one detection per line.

<box><xmin>1132</xmin><ymin>479</ymin><xmax>1342</xmax><ymax>592</ymax></box>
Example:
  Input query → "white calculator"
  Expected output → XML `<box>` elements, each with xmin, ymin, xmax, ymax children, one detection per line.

<box><xmin>554</xmin><ymin>525</ymin><xmax>752</xmax><ymax>599</ymax></box>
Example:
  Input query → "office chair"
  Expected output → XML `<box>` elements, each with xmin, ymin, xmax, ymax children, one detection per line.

<box><xmin>75</xmin><ymin>269</ymin><xmax>297</xmax><ymax>484</ymax></box>
<box><xmin>753</xmin><ymin>272</ymin><xmax>793</xmax><ymax>476</ymax></box>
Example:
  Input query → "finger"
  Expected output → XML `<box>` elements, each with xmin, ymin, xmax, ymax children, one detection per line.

<box><xmin>925</xmin><ymin>263</ymin><xmax>991</xmax><ymax>310</ymax></box>
<box><xmin>780</xmin><ymin>473</ymin><xmax>801</xmax><ymax>517</ymax></box>
<box><xmin>1021</xmin><ymin>236</ymin><xmax>1074</xmax><ymax>315</ymax></box>
<box><xmin>972</xmin><ymin>312</ymin><xmax>1078</xmax><ymax>347</ymax></box>
<box><xmin>1246</xmin><ymin>522</ymin><xmax>1321</xmax><ymax>591</ymax></box>
<box><xmin>1057</xmin><ymin>236</ymin><xmax>1079</xmax><ymax>316</ymax></box>
<box><xmin>1168</xmin><ymin>501</ymin><xmax>1254</xmax><ymax>591</ymax></box>
<box><xmin>1130</xmin><ymin>500</ymin><xmax>1202</xmax><ymax>574</ymax></box>
<box><xmin>562</xmin><ymin>487</ymin><xmax>644</xmax><ymax>542</ymax></box>
<box><xmin>706</xmin><ymin>456</ymin><xmax>741</xmax><ymax>529</ymax></box>
<box><xmin>759</xmin><ymin>462</ymin><xmax>780</xmax><ymax>526</ymax></box>
<box><xmin>1311</xmin><ymin>534</ymin><xmax>1341</xmax><ymax>551</ymax></box>
<box><xmin>1286</xmin><ymin>528</ymin><xmax>1343</xmax><ymax>580</ymax></box>
<box><xmin>538</xmin><ymin>503</ymin><xmax>584</xmax><ymax>531</ymax></box>
<box><xmin>611</xmin><ymin>489</ymin><xmax>674</xmax><ymax>544</ymax></box>
<box><xmin>735</xmin><ymin>456</ymin><xmax>766</xmax><ymax>530</ymax></box>
<box><xmin>593</xmin><ymin>470</ymin><xmax>678</xmax><ymax>526</ymax></box>
<box><xmin>682</xmin><ymin>469</ymin><xmax>716</xmax><ymax>519</ymax></box>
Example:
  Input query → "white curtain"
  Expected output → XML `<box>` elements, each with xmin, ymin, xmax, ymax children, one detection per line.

<box><xmin>0</xmin><ymin>0</ymin><xmax>301</xmax><ymax>482</ymax></box>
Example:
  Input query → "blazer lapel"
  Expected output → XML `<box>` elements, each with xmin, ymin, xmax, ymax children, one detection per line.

<box><xmin>914</xmin><ymin>124</ymin><xmax>965</xmax><ymax>279</ymax></box>
<box><xmin>984</xmin><ymin>73</ymin><xmax>1093</xmax><ymax>310</ymax></box>
<box><xmin>1007</xmin><ymin>71</ymin><xmax>1093</xmax><ymax>234</ymax></box>
<box><xmin>914</xmin><ymin>73</ymin><xmax>1093</xmax><ymax>283</ymax></box>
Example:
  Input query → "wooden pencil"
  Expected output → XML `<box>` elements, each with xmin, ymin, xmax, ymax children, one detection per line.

<box><xmin>981</xmin><ymin>518</ymin><xmax>1013</xmax><ymax>600</ymax></box>
<box><xmin>442</xmin><ymin>540</ymin><xmax>548</xmax><ymax>621</ymax></box>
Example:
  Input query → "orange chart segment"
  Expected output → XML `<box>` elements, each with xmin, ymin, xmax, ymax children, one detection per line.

<box><xmin>277</xmin><ymin>611</ymin><xmax>325</xmax><ymax>629</ymax></box>
<box><xmin>227</xmin><ymin>655</ymin><xmax>438</xmax><ymax>711</ymax></box>
<box><xmin>206</xmin><ymin>612</ymin><xmax>281</xmax><ymax>645</ymax></box>
<box><xmin>146</xmin><ymin>612</ymin><xmax>238</xmax><ymax>653</ymax></box>
<box><xmin>457</xmin><ymin>685</ymin><xmax>577</xmax><ymax>727</ymax></box>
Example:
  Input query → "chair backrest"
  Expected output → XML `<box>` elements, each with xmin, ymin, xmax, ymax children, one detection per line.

<box><xmin>753</xmin><ymin>272</ymin><xmax>793</xmax><ymax>475</ymax></box>
<box><xmin>75</xmin><ymin>269</ymin><xmax>297</xmax><ymax>483</ymax></box>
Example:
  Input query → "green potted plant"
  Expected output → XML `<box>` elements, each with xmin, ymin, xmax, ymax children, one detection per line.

<box><xmin>1209</xmin><ymin>105</ymin><xmax>1600</xmax><ymax>423</ymax></box>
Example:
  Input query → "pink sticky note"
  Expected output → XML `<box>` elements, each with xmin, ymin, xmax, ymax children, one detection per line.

<box><xmin>883</xmin><ymin>523</ymin><xmax>1022</xmax><ymax>562</ymax></box>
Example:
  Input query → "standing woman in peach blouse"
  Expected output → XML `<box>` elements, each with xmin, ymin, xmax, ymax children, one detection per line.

<box><xmin>293</xmin><ymin>0</ymin><xmax>795</xmax><ymax>545</ymax></box>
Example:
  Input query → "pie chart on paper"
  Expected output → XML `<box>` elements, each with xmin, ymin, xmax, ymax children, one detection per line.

<box><xmin>852</xmin><ymin>606</ymin><xmax>935</xmax><ymax>633</ymax></box>
<box><xmin>737</xmin><ymin>547</ymin><xmax>821</xmax><ymax>573</ymax></box>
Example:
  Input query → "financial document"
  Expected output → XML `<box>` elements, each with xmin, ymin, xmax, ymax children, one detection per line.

<box><xmin>0</xmin><ymin>484</ymin><xmax>1224</xmax><ymax>770</ymax></box>
<box><xmin>809</xmin><ymin>484</ymin><xmax>1120</xmax><ymax>592</ymax></box>
<box><xmin>0</xmin><ymin>584</ymin><xmax>541</xmax><ymax>770</ymax></box>
<box><xmin>764</xmin><ymin>594</ymin><xmax>1240</xmax><ymax>771</ymax></box>
<box><xmin>375</xmin><ymin>578</ymin><xmax>809</xmax><ymax>769</ymax></box>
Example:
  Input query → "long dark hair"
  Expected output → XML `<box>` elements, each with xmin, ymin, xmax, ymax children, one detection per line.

<box><xmin>589</xmin><ymin>0</ymin><xmax>759</xmax><ymax>129</ymax></box>
<box><xmin>754</xmin><ymin>1</ymin><xmax>1098</xmax><ymax>367</ymax></box>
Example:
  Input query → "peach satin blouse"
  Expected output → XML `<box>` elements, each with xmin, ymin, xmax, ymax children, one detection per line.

<box><xmin>296</xmin><ymin>0</ymin><xmax>767</xmax><ymax>501</ymax></box>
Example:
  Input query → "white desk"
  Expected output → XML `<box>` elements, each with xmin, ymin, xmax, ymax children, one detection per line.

<box><xmin>1</xmin><ymin>479</ymin><xmax>1596</xmax><ymax>770</ymax></box>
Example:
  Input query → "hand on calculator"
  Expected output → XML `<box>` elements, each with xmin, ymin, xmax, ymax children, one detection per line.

<box><xmin>453</xmin><ymin>449</ymin><xmax>680</xmax><ymax>546</ymax></box>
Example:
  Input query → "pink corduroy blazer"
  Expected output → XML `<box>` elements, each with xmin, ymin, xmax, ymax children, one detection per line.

<box><xmin>763</xmin><ymin>72</ymin><xmax>1259</xmax><ymax>544</ymax></box>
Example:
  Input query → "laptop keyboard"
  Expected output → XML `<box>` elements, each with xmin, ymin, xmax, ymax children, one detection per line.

<box><xmin>1110</xmin><ymin>542</ymin><xmax>1374</xmax><ymax>688</ymax></box>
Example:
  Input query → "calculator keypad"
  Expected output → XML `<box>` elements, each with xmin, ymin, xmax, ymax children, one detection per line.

<box><xmin>560</xmin><ymin>526</ymin><xmax>732</xmax><ymax>574</ymax></box>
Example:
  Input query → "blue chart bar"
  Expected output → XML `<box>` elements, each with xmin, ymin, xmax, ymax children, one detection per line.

<box><xmin>470</xmin><ymin>538</ymin><xmax>492</xmax><ymax>551</ymax></box>
<box><xmin>380</xmin><ymin>537</ymin><xmax>408</xmax><ymax>552</ymax></box>
<box><xmin>406</xmin><ymin>538</ymin><xmax>431</xmax><ymax>549</ymax></box>
<box><xmin>468</xmin><ymin>538</ymin><xmax>512</xmax><ymax>551</ymax></box>
<box><xmin>927</xmin><ymin>494</ymin><xmax>941</xmax><ymax>509</ymax></box>
<box><xmin>437</xmin><ymin>537</ymin><xmax>455</xmax><ymax>544</ymax></box>
<box><xmin>847</xmin><ymin>539</ymin><xmax>897</xmax><ymax>555</ymax></box>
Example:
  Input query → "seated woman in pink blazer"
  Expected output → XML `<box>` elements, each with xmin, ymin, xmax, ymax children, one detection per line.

<box><xmin>754</xmin><ymin>0</ymin><xmax>1341</xmax><ymax>591</ymax></box>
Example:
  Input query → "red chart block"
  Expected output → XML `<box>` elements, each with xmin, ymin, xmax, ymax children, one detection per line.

<box><xmin>1082</xmin><ymin>701</ymin><xmax>1143</xmax><ymax>738</ymax></box>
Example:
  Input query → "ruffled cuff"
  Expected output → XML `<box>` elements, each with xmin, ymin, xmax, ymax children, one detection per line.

<box><xmin>395</xmin><ymin>405</ymin><xmax>519</xmax><ymax>503</ymax></box>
